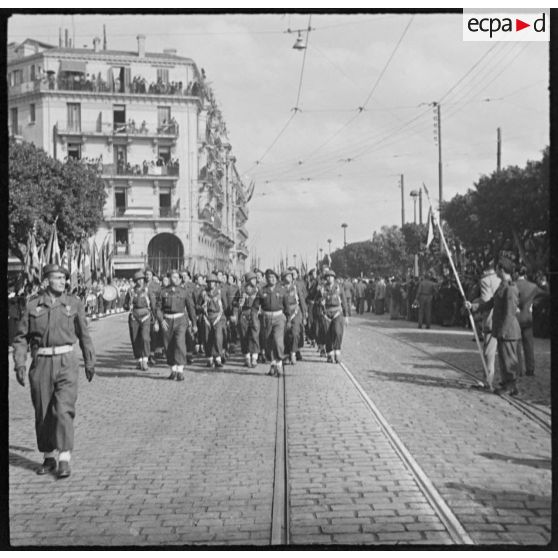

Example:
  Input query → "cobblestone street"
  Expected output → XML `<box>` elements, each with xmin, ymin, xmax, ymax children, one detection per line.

<box><xmin>8</xmin><ymin>311</ymin><xmax>551</xmax><ymax>547</ymax></box>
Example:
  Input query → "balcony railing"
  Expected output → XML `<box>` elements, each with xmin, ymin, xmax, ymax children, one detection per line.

<box><xmin>159</xmin><ymin>207</ymin><xmax>179</xmax><ymax>218</ymax></box>
<box><xmin>102</xmin><ymin>163</ymin><xmax>179</xmax><ymax>177</ymax></box>
<box><xmin>55</xmin><ymin>120</ymin><xmax>178</xmax><ymax>137</ymax></box>
<box><xmin>111</xmin><ymin>207</ymin><xmax>179</xmax><ymax>219</ymax></box>
<box><xmin>114</xmin><ymin>243</ymin><xmax>130</xmax><ymax>255</ymax></box>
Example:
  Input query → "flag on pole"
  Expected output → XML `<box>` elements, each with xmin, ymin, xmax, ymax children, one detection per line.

<box><xmin>44</xmin><ymin>220</ymin><xmax>61</xmax><ymax>265</ymax></box>
<box><xmin>80</xmin><ymin>237</ymin><xmax>92</xmax><ymax>287</ymax></box>
<box><xmin>425</xmin><ymin>207</ymin><xmax>434</xmax><ymax>248</ymax></box>
<box><xmin>60</xmin><ymin>246</ymin><xmax>69</xmax><ymax>271</ymax></box>
<box><xmin>91</xmin><ymin>238</ymin><xmax>99</xmax><ymax>280</ymax></box>
<box><xmin>70</xmin><ymin>243</ymin><xmax>79</xmax><ymax>291</ymax></box>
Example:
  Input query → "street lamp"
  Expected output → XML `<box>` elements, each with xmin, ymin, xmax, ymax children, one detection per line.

<box><xmin>327</xmin><ymin>238</ymin><xmax>332</xmax><ymax>258</ymax></box>
<box><xmin>410</xmin><ymin>190</ymin><xmax>419</xmax><ymax>224</ymax></box>
<box><xmin>341</xmin><ymin>223</ymin><xmax>348</xmax><ymax>248</ymax></box>
<box><xmin>319</xmin><ymin>248</ymin><xmax>323</xmax><ymax>264</ymax></box>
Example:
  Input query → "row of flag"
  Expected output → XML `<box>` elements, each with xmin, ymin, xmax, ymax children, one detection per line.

<box><xmin>22</xmin><ymin>220</ymin><xmax>115</xmax><ymax>289</ymax></box>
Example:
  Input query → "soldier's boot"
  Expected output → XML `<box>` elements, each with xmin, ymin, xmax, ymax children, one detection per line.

<box><xmin>186</xmin><ymin>353</ymin><xmax>193</xmax><ymax>365</ymax></box>
<box><xmin>207</xmin><ymin>357</ymin><xmax>214</xmax><ymax>368</ymax></box>
<box><xmin>251</xmin><ymin>353</ymin><xmax>259</xmax><ymax>368</ymax></box>
<box><xmin>136</xmin><ymin>359</ymin><xmax>142</xmax><ymax>370</ymax></box>
<box><xmin>327</xmin><ymin>352</ymin><xmax>334</xmax><ymax>363</ymax></box>
<box><xmin>215</xmin><ymin>356</ymin><xmax>224</xmax><ymax>368</ymax></box>
<box><xmin>334</xmin><ymin>350</ymin><xmax>342</xmax><ymax>364</ymax></box>
<box><xmin>141</xmin><ymin>357</ymin><xmax>149</xmax><ymax>371</ymax></box>
<box><xmin>275</xmin><ymin>361</ymin><xmax>283</xmax><ymax>376</ymax></box>
<box><xmin>57</xmin><ymin>451</ymin><xmax>71</xmax><ymax>479</ymax></box>
<box><xmin>267</xmin><ymin>361</ymin><xmax>276</xmax><ymax>376</ymax></box>
<box><xmin>176</xmin><ymin>365</ymin><xmax>185</xmax><ymax>381</ymax></box>
<box><xmin>296</xmin><ymin>351</ymin><xmax>302</xmax><ymax>361</ymax></box>
<box><xmin>168</xmin><ymin>365</ymin><xmax>177</xmax><ymax>380</ymax></box>
<box><xmin>320</xmin><ymin>346</ymin><xmax>326</xmax><ymax>357</ymax></box>
<box><xmin>148</xmin><ymin>353</ymin><xmax>157</xmax><ymax>366</ymax></box>
<box><xmin>244</xmin><ymin>354</ymin><xmax>251</xmax><ymax>367</ymax></box>
<box><xmin>290</xmin><ymin>352</ymin><xmax>297</xmax><ymax>366</ymax></box>
<box><xmin>37</xmin><ymin>451</ymin><xmax>57</xmax><ymax>475</ymax></box>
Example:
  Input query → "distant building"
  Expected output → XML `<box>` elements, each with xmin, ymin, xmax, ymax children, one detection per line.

<box><xmin>8</xmin><ymin>33</ymin><xmax>249</xmax><ymax>276</ymax></box>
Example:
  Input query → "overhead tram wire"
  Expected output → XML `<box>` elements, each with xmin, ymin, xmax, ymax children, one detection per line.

<box><xmin>242</xmin><ymin>15</ymin><xmax>313</xmax><ymax>176</ymax></box>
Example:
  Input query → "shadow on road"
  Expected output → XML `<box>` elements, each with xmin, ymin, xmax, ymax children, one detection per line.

<box><xmin>9</xmin><ymin>451</ymin><xmax>41</xmax><ymax>473</ymax></box>
<box><xmin>364</xmin><ymin>368</ymin><xmax>476</xmax><ymax>391</ymax></box>
<box><xmin>478</xmin><ymin>452</ymin><xmax>551</xmax><ymax>470</ymax></box>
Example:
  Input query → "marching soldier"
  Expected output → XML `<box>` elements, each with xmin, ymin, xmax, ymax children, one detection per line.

<box><xmin>319</xmin><ymin>269</ymin><xmax>349</xmax><ymax>364</ymax></box>
<box><xmin>254</xmin><ymin>269</ymin><xmax>267</xmax><ymax>364</ymax></box>
<box><xmin>192</xmin><ymin>273</ymin><xmax>206</xmax><ymax>354</ymax></box>
<box><xmin>253</xmin><ymin>269</ymin><xmax>289</xmax><ymax>376</ymax></box>
<box><xmin>145</xmin><ymin>268</ymin><xmax>162</xmax><ymax>365</ymax></box>
<box><xmin>156</xmin><ymin>270</ymin><xmax>197</xmax><ymax>381</ymax></box>
<box><xmin>234</xmin><ymin>271</ymin><xmax>260</xmax><ymax>367</ymax></box>
<box><xmin>305</xmin><ymin>269</ymin><xmax>318</xmax><ymax>347</ymax></box>
<box><xmin>282</xmin><ymin>269</ymin><xmax>307</xmax><ymax>365</ymax></box>
<box><xmin>181</xmin><ymin>270</ymin><xmax>197</xmax><ymax>364</ymax></box>
<box><xmin>223</xmin><ymin>273</ymin><xmax>240</xmax><ymax>356</ymax></box>
<box><xmin>124</xmin><ymin>270</ymin><xmax>157</xmax><ymax>371</ymax></box>
<box><xmin>199</xmin><ymin>273</ymin><xmax>228</xmax><ymax>368</ymax></box>
<box><xmin>12</xmin><ymin>264</ymin><xmax>96</xmax><ymax>479</ymax></box>
<box><xmin>290</xmin><ymin>267</ymin><xmax>307</xmax><ymax>361</ymax></box>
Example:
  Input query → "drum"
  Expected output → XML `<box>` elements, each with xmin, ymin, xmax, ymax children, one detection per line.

<box><xmin>102</xmin><ymin>284</ymin><xmax>118</xmax><ymax>302</ymax></box>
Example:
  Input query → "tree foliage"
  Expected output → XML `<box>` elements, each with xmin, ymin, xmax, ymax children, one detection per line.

<box><xmin>9</xmin><ymin>139</ymin><xmax>107</xmax><ymax>260</ymax></box>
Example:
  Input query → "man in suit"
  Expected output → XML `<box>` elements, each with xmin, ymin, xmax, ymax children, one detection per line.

<box><xmin>354</xmin><ymin>278</ymin><xmax>367</xmax><ymax>315</ymax></box>
<box><xmin>469</xmin><ymin>257</ymin><xmax>521</xmax><ymax>396</ymax></box>
<box><xmin>342</xmin><ymin>277</ymin><xmax>355</xmax><ymax>317</ymax></box>
<box><xmin>515</xmin><ymin>266</ymin><xmax>548</xmax><ymax>377</ymax></box>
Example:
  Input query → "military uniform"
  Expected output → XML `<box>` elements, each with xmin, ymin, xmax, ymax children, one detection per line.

<box><xmin>146</xmin><ymin>276</ymin><xmax>162</xmax><ymax>362</ymax></box>
<box><xmin>125</xmin><ymin>271</ymin><xmax>157</xmax><ymax>370</ymax></box>
<box><xmin>414</xmin><ymin>276</ymin><xmax>438</xmax><ymax>328</ymax></box>
<box><xmin>319</xmin><ymin>271</ymin><xmax>348</xmax><ymax>363</ymax></box>
<box><xmin>283</xmin><ymin>272</ymin><xmax>307</xmax><ymax>365</ymax></box>
<box><xmin>253</xmin><ymin>270</ymin><xmax>289</xmax><ymax>375</ymax></box>
<box><xmin>182</xmin><ymin>278</ymin><xmax>197</xmax><ymax>364</ymax></box>
<box><xmin>12</xmin><ymin>264</ymin><xmax>95</xmax><ymax>478</ymax></box>
<box><xmin>198</xmin><ymin>275</ymin><xmax>228</xmax><ymax>367</ymax></box>
<box><xmin>234</xmin><ymin>272</ymin><xmax>260</xmax><ymax>367</ymax></box>
<box><xmin>156</xmin><ymin>280</ymin><xmax>197</xmax><ymax>380</ymax></box>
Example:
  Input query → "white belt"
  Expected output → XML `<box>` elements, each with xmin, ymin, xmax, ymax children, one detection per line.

<box><xmin>36</xmin><ymin>345</ymin><xmax>74</xmax><ymax>356</ymax></box>
<box><xmin>264</xmin><ymin>310</ymin><xmax>283</xmax><ymax>317</ymax></box>
<box><xmin>164</xmin><ymin>312</ymin><xmax>185</xmax><ymax>319</ymax></box>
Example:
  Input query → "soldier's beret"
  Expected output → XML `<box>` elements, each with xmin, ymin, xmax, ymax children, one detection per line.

<box><xmin>324</xmin><ymin>269</ymin><xmax>336</xmax><ymax>278</ymax></box>
<box><xmin>207</xmin><ymin>273</ymin><xmax>220</xmax><ymax>283</ymax></box>
<box><xmin>42</xmin><ymin>263</ymin><xmax>70</xmax><ymax>278</ymax></box>
<box><xmin>281</xmin><ymin>270</ymin><xmax>293</xmax><ymax>280</ymax></box>
<box><xmin>265</xmin><ymin>268</ymin><xmax>278</xmax><ymax>278</ymax></box>
<box><xmin>133</xmin><ymin>270</ymin><xmax>145</xmax><ymax>281</ymax></box>
<box><xmin>245</xmin><ymin>271</ymin><xmax>257</xmax><ymax>282</ymax></box>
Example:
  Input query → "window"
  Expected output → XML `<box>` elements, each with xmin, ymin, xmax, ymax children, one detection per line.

<box><xmin>12</xmin><ymin>69</ymin><xmax>23</xmax><ymax>85</ymax></box>
<box><xmin>110</xmin><ymin>67</ymin><xmax>131</xmax><ymax>93</ymax></box>
<box><xmin>67</xmin><ymin>143</ymin><xmax>81</xmax><ymax>160</ymax></box>
<box><xmin>114</xmin><ymin>228</ymin><xmax>129</xmax><ymax>253</ymax></box>
<box><xmin>113</xmin><ymin>104</ymin><xmax>126</xmax><ymax>132</ymax></box>
<box><xmin>156</xmin><ymin>68</ymin><xmax>169</xmax><ymax>83</ymax></box>
<box><xmin>10</xmin><ymin>107</ymin><xmax>18</xmax><ymax>135</ymax></box>
<box><xmin>66</xmin><ymin>103</ymin><xmax>81</xmax><ymax>132</ymax></box>
<box><xmin>114</xmin><ymin>145</ymin><xmax>127</xmax><ymax>174</ymax></box>
<box><xmin>114</xmin><ymin>188</ymin><xmax>127</xmax><ymax>215</ymax></box>
<box><xmin>159</xmin><ymin>188</ymin><xmax>171</xmax><ymax>216</ymax></box>
<box><xmin>30</xmin><ymin>64</ymin><xmax>36</xmax><ymax>81</ymax></box>
<box><xmin>157</xmin><ymin>106</ymin><xmax>171</xmax><ymax>128</ymax></box>
<box><xmin>29</xmin><ymin>103</ymin><xmax>36</xmax><ymax>124</ymax></box>
<box><xmin>158</xmin><ymin>146</ymin><xmax>171</xmax><ymax>164</ymax></box>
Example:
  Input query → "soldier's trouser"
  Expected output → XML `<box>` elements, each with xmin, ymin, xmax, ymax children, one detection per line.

<box><xmin>518</xmin><ymin>325</ymin><xmax>535</xmax><ymax>375</ymax></box>
<box><xmin>204</xmin><ymin>316</ymin><xmax>226</xmax><ymax>358</ymax></box>
<box><xmin>356</xmin><ymin>297</ymin><xmax>365</xmax><ymax>315</ymax></box>
<box><xmin>497</xmin><ymin>338</ymin><xmax>520</xmax><ymax>386</ymax></box>
<box><xmin>418</xmin><ymin>296</ymin><xmax>432</xmax><ymax>327</ymax></box>
<box><xmin>185</xmin><ymin>325</ymin><xmax>196</xmax><ymax>354</ymax></box>
<box><xmin>150</xmin><ymin>322</ymin><xmax>163</xmax><ymax>354</ymax></box>
<box><xmin>306</xmin><ymin>302</ymin><xmax>315</xmax><ymax>341</ymax></box>
<box><xmin>366</xmin><ymin>296</ymin><xmax>373</xmax><ymax>312</ymax></box>
<box><xmin>482</xmin><ymin>332</ymin><xmax>498</xmax><ymax>388</ymax></box>
<box><xmin>285</xmin><ymin>311</ymin><xmax>303</xmax><ymax>355</ymax></box>
<box><xmin>238</xmin><ymin>311</ymin><xmax>260</xmax><ymax>354</ymax></box>
<box><xmin>129</xmin><ymin>313</ymin><xmax>151</xmax><ymax>359</ymax></box>
<box><xmin>259</xmin><ymin>314</ymin><xmax>266</xmax><ymax>353</ymax></box>
<box><xmin>314</xmin><ymin>310</ymin><xmax>327</xmax><ymax>345</ymax></box>
<box><xmin>263</xmin><ymin>313</ymin><xmax>286</xmax><ymax>361</ymax></box>
<box><xmin>375</xmin><ymin>298</ymin><xmax>385</xmax><ymax>315</ymax></box>
<box><xmin>325</xmin><ymin>313</ymin><xmax>344</xmax><ymax>351</ymax></box>
<box><xmin>163</xmin><ymin>315</ymin><xmax>187</xmax><ymax>365</ymax></box>
<box><xmin>29</xmin><ymin>350</ymin><xmax>79</xmax><ymax>453</ymax></box>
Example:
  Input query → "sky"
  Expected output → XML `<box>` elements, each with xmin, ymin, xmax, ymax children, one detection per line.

<box><xmin>7</xmin><ymin>11</ymin><xmax>549</xmax><ymax>270</ymax></box>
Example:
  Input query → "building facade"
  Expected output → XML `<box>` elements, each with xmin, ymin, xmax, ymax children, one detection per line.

<box><xmin>8</xmin><ymin>34</ymin><xmax>250</xmax><ymax>277</ymax></box>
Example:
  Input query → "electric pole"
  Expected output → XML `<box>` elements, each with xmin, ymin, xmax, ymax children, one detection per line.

<box><xmin>400</xmin><ymin>174</ymin><xmax>405</xmax><ymax>228</ymax></box>
<box><xmin>497</xmin><ymin>127</ymin><xmax>501</xmax><ymax>172</ymax></box>
<box><xmin>419</xmin><ymin>188</ymin><xmax>423</xmax><ymax>225</ymax></box>
<box><xmin>433</xmin><ymin>102</ymin><xmax>443</xmax><ymax>204</ymax></box>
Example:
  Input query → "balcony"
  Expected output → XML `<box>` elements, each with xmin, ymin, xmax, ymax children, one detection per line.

<box><xmin>159</xmin><ymin>207</ymin><xmax>179</xmax><ymax>218</ymax></box>
<box><xmin>55</xmin><ymin>120</ymin><xmax>178</xmax><ymax>139</ymax></box>
<box><xmin>109</xmin><ymin>207</ymin><xmax>179</xmax><ymax>220</ymax></box>
<box><xmin>114</xmin><ymin>242</ymin><xmax>130</xmax><ymax>255</ymax></box>
<box><xmin>102</xmin><ymin>162</ymin><xmax>179</xmax><ymax>178</ymax></box>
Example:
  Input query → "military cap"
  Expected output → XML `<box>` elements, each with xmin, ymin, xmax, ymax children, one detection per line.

<box><xmin>42</xmin><ymin>263</ymin><xmax>70</xmax><ymax>278</ymax></box>
<box><xmin>253</xmin><ymin>268</ymin><xmax>262</xmax><ymax>274</ymax></box>
<box><xmin>265</xmin><ymin>268</ymin><xmax>278</xmax><ymax>278</ymax></box>
<box><xmin>144</xmin><ymin>267</ymin><xmax>154</xmax><ymax>274</ymax></box>
<box><xmin>207</xmin><ymin>273</ymin><xmax>221</xmax><ymax>283</ymax></box>
<box><xmin>281</xmin><ymin>270</ymin><xmax>293</xmax><ymax>280</ymax></box>
<box><xmin>324</xmin><ymin>269</ymin><xmax>336</xmax><ymax>278</ymax></box>
<box><xmin>133</xmin><ymin>270</ymin><xmax>145</xmax><ymax>281</ymax></box>
<box><xmin>288</xmin><ymin>266</ymin><xmax>299</xmax><ymax>274</ymax></box>
<box><xmin>244</xmin><ymin>271</ymin><xmax>257</xmax><ymax>282</ymax></box>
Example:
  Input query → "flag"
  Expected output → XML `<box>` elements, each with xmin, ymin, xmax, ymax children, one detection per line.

<box><xmin>80</xmin><ymin>237</ymin><xmax>92</xmax><ymax>288</ymax></box>
<box><xmin>91</xmin><ymin>238</ymin><xmax>99</xmax><ymax>280</ymax></box>
<box><xmin>425</xmin><ymin>207</ymin><xmax>434</xmax><ymax>248</ymax></box>
<box><xmin>60</xmin><ymin>247</ymin><xmax>69</xmax><ymax>271</ymax></box>
<box><xmin>44</xmin><ymin>220</ymin><xmax>61</xmax><ymax>265</ymax></box>
<box><xmin>37</xmin><ymin>243</ymin><xmax>45</xmax><ymax>281</ymax></box>
<box><xmin>70</xmin><ymin>243</ymin><xmax>79</xmax><ymax>291</ymax></box>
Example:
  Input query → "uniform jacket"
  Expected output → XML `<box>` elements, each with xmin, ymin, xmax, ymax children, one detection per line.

<box><xmin>253</xmin><ymin>284</ymin><xmax>290</xmax><ymax>315</ymax></box>
<box><xmin>234</xmin><ymin>284</ymin><xmax>260</xmax><ymax>312</ymax></box>
<box><xmin>13</xmin><ymin>291</ymin><xmax>95</xmax><ymax>369</ymax></box>
<box><xmin>414</xmin><ymin>279</ymin><xmax>437</xmax><ymax>300</ymax></box>
<box><xmin>375</xmin><ymin>280</ymin><xmax>386</xmax><ymax>299</ymax></box>
<box><xmin>125</xmin><ymin>286</ymin><xmax>157</xmax><ymax>319</ymax></box>
<box><xmin>157</xmin><ymin>285</ymin><xmax>197</xmax><ymax>325</ymax></box>
<box><xmin>284</xmin><ymin>282</ymin><xmax>308</xmax><ymax>318</ymax></box>
<box><xmin>342</xmin><ymin>280</ymin><xmax>355</xmax><ymax>299</ymax></box>
<box><xmin>355</xmin><ymin>281</ymin><xmax>367</xmax><ymax>298</ymax></box>
<box><xmin>319</xmin><ymin>282</ymin><xmax>348</xmax><ymax>317</ymax></box>
<box><xmin>294</xmin><ymin>278</ymin><xmax>308</xmax><ymax>308</ymax></box>
<box><xmin>479</xmin><ymin>280</ymin><xmax>521</xmax><ymax>340</ymax></box>
<box><xmin>201</xmin><ymin>286</ymin><xmax>228</xmax><ymax>323</ymax></box>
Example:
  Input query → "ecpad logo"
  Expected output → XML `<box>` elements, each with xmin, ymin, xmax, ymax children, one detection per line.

<box><xmin>463</xmin><ymin>9</ymin><xmax>549</xmax><ymax>42</ymax></box>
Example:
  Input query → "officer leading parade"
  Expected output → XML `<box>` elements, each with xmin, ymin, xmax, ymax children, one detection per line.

<box><xmin>7</xmin><ymin>11</ymin><xmax>551</xmax><ymax>549</ymax></box>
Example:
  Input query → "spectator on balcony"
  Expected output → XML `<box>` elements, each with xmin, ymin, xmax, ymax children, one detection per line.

<box><xmin>142</xmin><ymin>160</ymin><xmax>149</xmax><ymax>175</ymax></box>
<box><xmin>140</xmin><ymin>121</ymin><xmax>148</xmax><ymax>134</ymax></box>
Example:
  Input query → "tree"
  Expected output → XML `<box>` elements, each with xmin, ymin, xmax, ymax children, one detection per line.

<box><xmin>9</xmin><ymin>139</ymin><xmax>107</xmax><ymax>261</ymax></box>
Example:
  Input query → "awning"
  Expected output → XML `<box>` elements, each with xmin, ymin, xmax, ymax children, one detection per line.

<box><xmin>59</xmin><ymin>60</ymin><xmax>86</xmax><ymax>73</ymax></box>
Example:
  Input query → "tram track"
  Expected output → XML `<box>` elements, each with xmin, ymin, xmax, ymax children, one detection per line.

<box><xmin>369</xmin><ymin>327</ymin><xmax>551</xmax><ymax>434</ymax></box>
